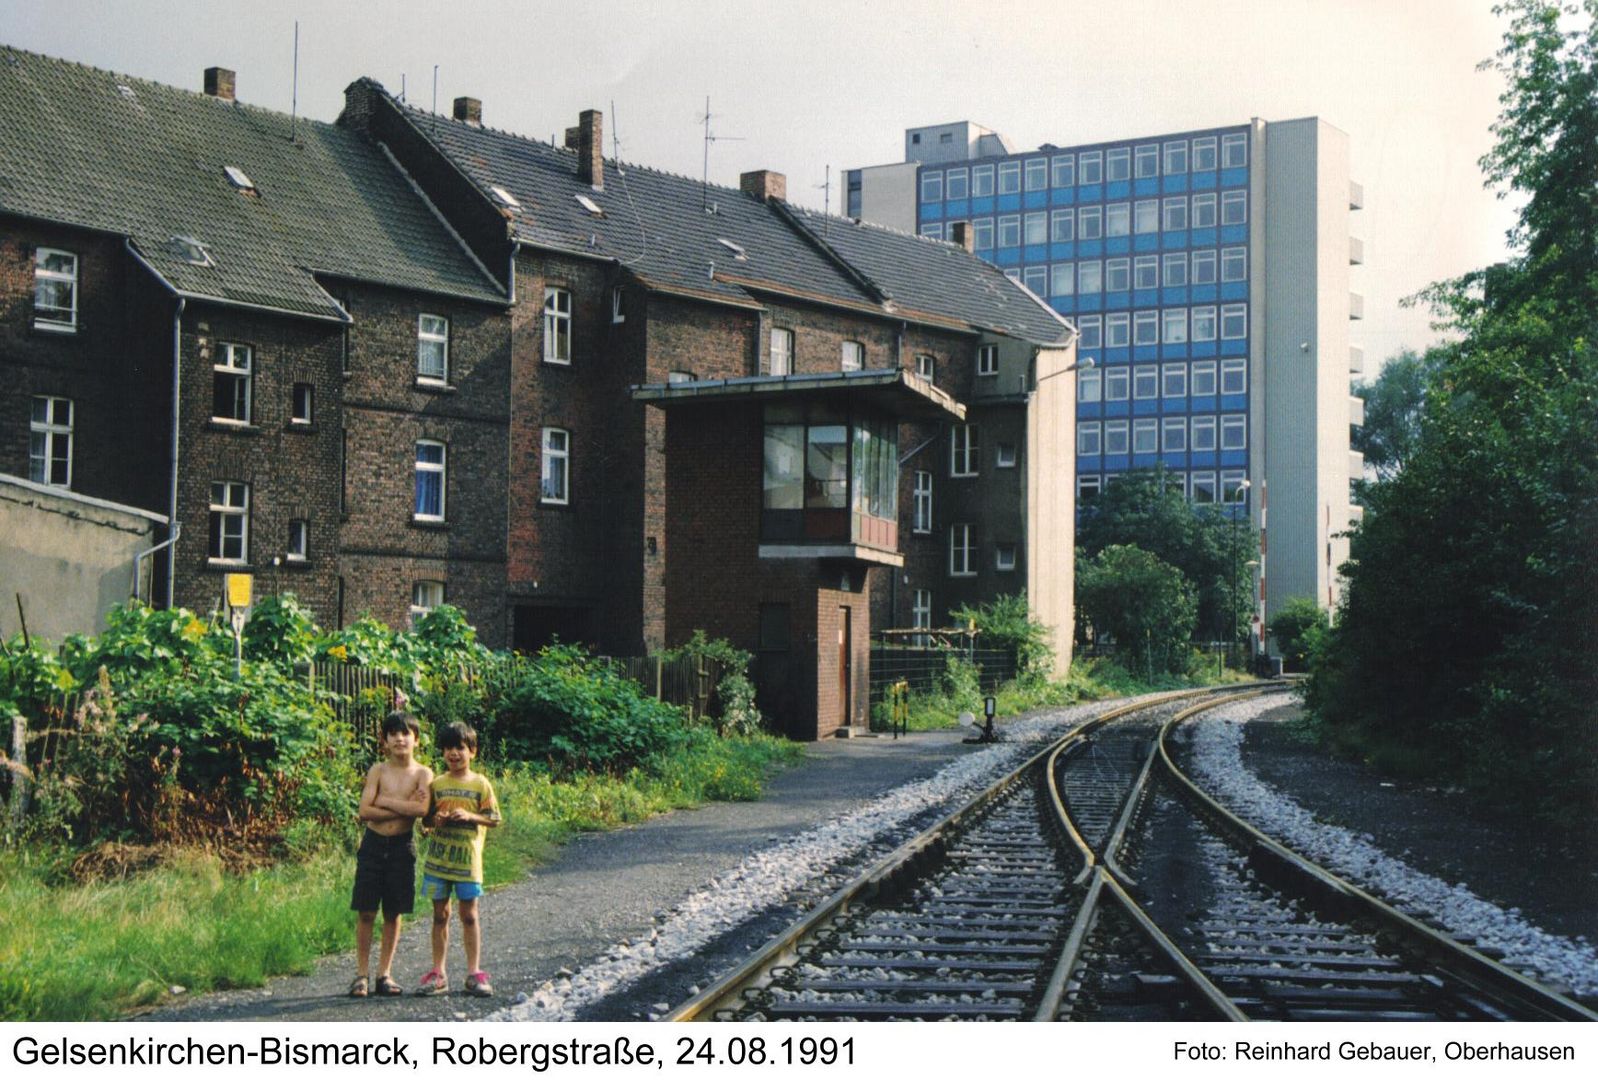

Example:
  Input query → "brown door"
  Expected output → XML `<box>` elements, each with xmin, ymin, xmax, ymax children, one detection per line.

<box><xmin>838</xmin><ymin>607</ymin><xmax>852</xmax><ymax>727</ymax></box>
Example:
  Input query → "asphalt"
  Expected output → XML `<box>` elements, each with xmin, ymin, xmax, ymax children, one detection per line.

<box><xmin>144</xmin><ymin>727</ymin><xmax>983</xmax><ymax>1022</ymax></box>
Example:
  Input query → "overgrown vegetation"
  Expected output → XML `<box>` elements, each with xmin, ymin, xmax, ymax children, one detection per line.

<box><xmin>1267</xmin><ymin>597</ymin><xmax>1329</xmax><ymax>673</ymax></box>
<box><xmin>1077</xmin><ymin>545</ymin><xmax>1198</xmax><ymax>675</ymax></box>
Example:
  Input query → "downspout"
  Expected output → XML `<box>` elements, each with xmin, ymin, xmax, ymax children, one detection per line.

<box><xmin>166</xmin><ymin>296</ymin><xmax>185</xmax><ymax>608</ymax></box>
<box><xmin>131</xmin><ymin>523</ymin><xmax>180</xmax><ymax>603</ymax></box>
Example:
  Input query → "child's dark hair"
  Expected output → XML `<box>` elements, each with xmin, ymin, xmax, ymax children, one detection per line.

<box><xmin>436</xmin><ymin>721</ymin><xmax>479</xmax><ymax>753</ymax></box>
<box><xmin>382</xmin><ymin>710</ymin><xmax>420</xmax><ymax>738</ymax></box>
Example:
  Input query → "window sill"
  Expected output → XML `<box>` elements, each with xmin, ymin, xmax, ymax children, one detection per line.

<box><xmin>286</xmin><ymin>422</ymin><xmax>318</xmax><ymax>434</ymax></box>
<box><xmin>911</xmin><ymin>528</ymin><xmax>932</xmax><ymax>536</ymax></box>
<box><xmin>542</xmin><ymin>357</ymin><xmax>573</xmax><ymax>367</ymax></box>
<box><xmin>948</xmin><ymin>571</ymin><xmax>977</xmax><ymax>579</ymax></box>
<box><xmin>206</xmin><ymin>559</ymin><xmax>253</xmax><ymax>571</ymax></box>
<box><xmin>409</xmin><ymin>518</ymin><xmax>450</xmax><ymax>531</ymax></box>
<box><xmin>414</xmin><ymin>379</ymin><xmax>456</xmax><ymax>394</ymax></box>
<box><xmin>207</xmin><ymin>420</ymin><xmax>261</xmax><ymax>434</ymax></box>
<box><xmin>282</xmin><ymin>557</ymin><xmax>312</xmax><ymax>569</ymax></box>
<box><xmin>539</xmin><ymin>498</ymin><xmax>572</xmax><ymax>510</ymax></box>
<box><xmin>33</xmin><ymin>321</ymin><xmax>78</xmax><ymax>335</ymax></box>
<box><xmin>950</xmin><ymin>472</ymin><xmax>978</xmax><ymax>479</ymax></box>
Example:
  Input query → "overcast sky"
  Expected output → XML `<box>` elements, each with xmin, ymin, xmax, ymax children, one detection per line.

<box><xmin>3</xmin><ymin>0</ymin><xmax>1519</xmax><ymax>369</ymax></box>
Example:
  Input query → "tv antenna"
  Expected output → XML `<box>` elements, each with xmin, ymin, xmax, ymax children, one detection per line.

<box><xmin>698</xmin><ymin>96</ymin><xmax>743</xmax><ymax>211</ymax></box>
<box><xmin>432</xmin><ymin>64</ymin><xmax>439</xmax><ymax>114</ymax></box>
<box><xmin>815</xmin><ymin>165</ymin><xmax>832</xmax><ymax>236</ymax></box>
<box><xmin>290</xmin><ymin>20</ymin><xmax>299</xmax><ymax>142</ymax></box>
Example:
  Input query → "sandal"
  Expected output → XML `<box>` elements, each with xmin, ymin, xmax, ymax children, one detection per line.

<box><xmin>464</xmin><ymin>971</ymin><xmax>494</xmax><ymax>997</ymax></box>
<box><xmin>374</xmin><ymin>974</ymin><xmax>404</xmax><ymax>996</ymax></box>
<box><xmin>416</xmin><ymin>969</ymin><xmax>446</xmax><ymax>996</ymax></box>
<box><xmin>348</xmin><ymin>975</ymin><xmax>369</xmax><ymax>998</ymax></box>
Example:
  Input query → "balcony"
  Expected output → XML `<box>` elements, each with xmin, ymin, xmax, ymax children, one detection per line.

<box><xmin>1349</xmin><ymin>448</ymin><xmax>1365</xmax><ymax>479</ymax></box>
<box><xmin>1349</xmin><ymin>394</ymin><xmax>1365</xmax><ymax>427</ymax></box>
<box><xmin>1349</xmin><ymin>345</ymin><xmax>1364</xmax><ymax>374</ymax></box>
<box><xmin>760</xmin><ymin>407</ymin><xmax>903</xmax><ymax>566</ymax></box>
<box><xmin>1349</xmin><ymin>292</ymin><xmax>1364</xmax><ymax>320</ymax></box>
<box><xmin>1349</xmin><ymin>235</ymin><xmax>1364</xmax><ymax>265</ymax></box>
<box><xmin>1349</xmin><ymin>180</ymin><xmax>1364</xmax><ymax>210</ymax></box>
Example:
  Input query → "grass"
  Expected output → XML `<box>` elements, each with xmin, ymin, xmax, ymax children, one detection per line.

<box><xmin>0</xmin><ymin>731</ymin><xmax>804</xmax><ymax>1021</ymax></box>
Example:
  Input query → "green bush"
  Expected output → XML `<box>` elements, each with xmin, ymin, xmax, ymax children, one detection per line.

<box><xmin>1267</xmin><ymin>597</ymin><xmax>1329</xmax><ymax>671</ymax></box>
<box><xmin>1077</xmin><ymin>544</ymin><xmax>1198</xmax><ymax>675</ymax></box>
<box><xmin>939</xmin><ymin>655</ymin><xmax>982</xmax><ymax>712</ymax></box>
<box><xmin>313</xmin><ymin>616</ymin><xmax>417</xmax><ymax>673</ymax></box>
<box><xmin>242</xmin><ymin>593</ymin><xmax>317</xmax><ymax>668</ymax></box>
<box><xmin>712</xmin><ymin>671</ymin><xmax>764</xmax><ymax>736</ymax></box>
<box><xmin>951</xmin><ymin>593</ymin><xmax>1055</xmax><ymax>681</ymax></box>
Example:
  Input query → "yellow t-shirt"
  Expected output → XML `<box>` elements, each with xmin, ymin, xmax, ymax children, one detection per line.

<box><xmin>423</xmin><ymin>772</ymin><xmax>500</xmax><ymax>883</ymax></box>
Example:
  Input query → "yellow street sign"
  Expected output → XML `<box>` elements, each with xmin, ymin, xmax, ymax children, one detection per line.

<box><xmin>225</xmin><ymin>573</ymin><xmax>253</xmax><ymax>609</ymax></box>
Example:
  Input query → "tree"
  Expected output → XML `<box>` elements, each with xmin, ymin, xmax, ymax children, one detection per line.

<box><xmin>1076</xmin><ymin>544</ymin><xmax>1197</xmax><ymax>676</ymax></box>
<box><xmin>1352</xmin><ymin>347</ymin><xmax>1445</xmax><ymax>485</ymax></box>
<box><xmin>1267</xmin><ymin>597</ymin><xmax>1328</xmax><ymax>672</ymax></box>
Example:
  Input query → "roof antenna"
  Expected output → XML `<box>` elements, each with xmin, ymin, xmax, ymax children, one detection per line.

<box><xmin>697</xmin><ymin>96</ymin><xmax>743</xmax><ymax>212</ymax></box>
<box><xmin>609</xmin><ymin>99</ymin><xmax>625</xmax><ymax>174</ymax></box>
<box><xmin>432</xmin><ymin>64</ymin><xmax>438</xmax><ymax>114</ymax></box>
<box><xmin>399</xmin><ymin>73</ymin><xmax>406</xmax><ymax>104</ymax></box>
<box><xmin>814</xmin><ymin>165</ymin><xmax>831</xmax><ymax>237</ymax></box>
<box><xmin>290</xmin><ymin>20</ymin><xmax>299</xmax><ymax>142</ymax></box>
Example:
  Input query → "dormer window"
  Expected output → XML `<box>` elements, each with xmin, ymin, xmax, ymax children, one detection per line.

<box><xmin>223</xmin><ymin>165</ymin><xmax>256</xmax><ymax>195</ymax></box>
<box><xmin>491</xmin><ymin>185</ymin><xmax>521</xmax><ymax>208</ymax></box>
<box><xmin>170</xmin><ymin>236</ymin><xmax>214</xmax><ymax>266</ymax></box>
<box><xmin>575</xmin><ymin>194</ymin><xmax>603</xmax><ymax>216</ymax></box>
<box><xmin>717</xmin><ymin>238</ymin><xmax>747</xmax><ymax>260</ymax></box>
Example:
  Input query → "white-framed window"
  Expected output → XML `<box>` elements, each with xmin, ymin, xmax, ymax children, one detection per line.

<box><xmin>973</xmin><ymin>218</ymin><xmax>994</xmax><ymax>250</ymax></box>
<box><xmin>208</xmin><ymin>480</ymin><xmax>249</xmax><ymax>563</ymax></box>
<box><xmin>1192</xmin><ymin>306</ymin><xmax>1218</xmax><ymax>342</ymax></box>
<box><xmin>949</xmin><ymin>523</ymin><xmax>975</xmax><ymax>576</ymax></box>
<box><xmin>1163</xmin><ymin>251</ymin><xmax>1188</xmax><ymax>287</ymax></box>
<box><xmin>1134</xmin><ymin>256</ymin><xmax>1159</xmax><ymax>290</ymax></box>
<box><xmin>915</xmin><ymin>354</ymin><xmax>935</xmax><ymax>381</ymax></box>
<box><xmin>995</xmin><ymin>543</ymin><xmax>1017</xmax><ymax>572</ymax></box>
<box><xmin>920</xmin><ymin>171</ymin><xmax>943</xmax><ymax>203</ymax></box>
<box><xmin>1078</xmin><ymin>474</ymin><xmax>1102</xmax><ymax>505</ymax></box>
<box><xmin>1023</xmin><ymin>266</ymin><xmax>1048</xmax><ymax>296</ymax></box>
<box><xmin>998</xmin><ymin>161</ymin><xmax>1021</xmax><ymax>194</ymax></box>
<box><xmin>291</xmin><ymin>382</ymin><xmax>314</xmax><ymax>425</ymax></box>
<box><xmin>972</xmin><ymin>163</ymin><xmax>995</xmax><ymax>197</ymax></box>
<box><xmin>1052</xmin><ymin>154</ymin><xmax>1075</xmax><ymax>188</ymax></box>
<box><xmin>28</xmin><ymin>396</ymin><xmax>73</xmax><ymax>488</ymax></box>
<box><xmin>1135</xmin><ymin>144</ymin><xmax>1160</xmax><ymax>178</ymax></box>
<box><xmin>1106</xmin><ymin>147</ymin><xmax>1131</xmax><ymax>182</ymax></box>
<box><xmin>33</xmin><ymin>248</ymin><xmax>78</xmax><ymax>331</ymax></box>
<box><xmin>1193</xmin><ymin>136</ymin><xmax>1218</xmax><ymax>171</ymax></box>
<box><xmin>611</xmin><ymin>286</ymin><xmax>626</xmax><ymax>323</ymax></box>
<box><xmin>1078</xmin><ymin>366</ymin><xmax>1101</xmax><ymax>403</ymax></box>
<box><xmin>1221</xmin><ymin>357</ymin><xmax>1248</xmax><ymax>395</ymax></box>
<box><xmin>1077</xmin><ymin>315</ymin><xmax>1102</xmax><ymax>350</ymax></box>
<box><xmin>1024</xmin><ymin>158</ymin><xmax>1047</xmax><ymax>191</ymax></box>
<box><xmin>1163</xmin><ymin>308</ymin><xmax>1188</xmax><ymax>344</ymax></box>
<box><xmin>1191</xmin><ymin>250</ymin><xmax>1218</xmax><ymax>285</ymax></box>
<box><xmin>1164</xmin><ymin>141</ymin><xmax>1189</xmax><ymax>175</ymax></box>
<box><xmin>1132</xmin><ymin>419</ymin><xmax>1159</xmax><ymax>454</ymax></box>
<box><xmin>212</xmin><ymin>342</ymin><xmax>252</xmax><ymax>424</ymax></box>
<box><xmin>414</xmin><ymin>440</ymin><xmax>446</xmax><ymax>521</ymax></box>
<box><xmin>1221</xmin><ymin>132</ymin><xmax>1248</xmax><ymax>169</ymax></box>
<box><xmin>1163</xmin><ymin>362</ymin><xmax>1188</xmax><ymax>398</ymax></box>
<box><xmin>1104</xmin><ymin>366</ymin><xmax>1129</xmax><ymax>402</ymax></box>
<box><xmin>1221</xmin><ymin>247</ymin><xmax>1248</xmax><ymax>282</ymax></box>
<box><xmin>1104</xmin><ymin>419</ymin><xmax>1130</xmax><ymax>455</ymax></box>
<box><xmin>287</xmin><ymin>518</ymin><xmax>309</xmax><ymax>562</ymax></box>
<box><xmin>410</xmin><ymin>580</ymin><xmax>445</xmax><ymax>624</ymax></box>
<box><xmin>1191</xmin><ymin>414</ymin><xmax>1218</xmax><ymax>451</ymax></box>
<box><xmin>1105</xmin><ymin>313</ymin><xmax>1130</xmax><ymax>348</ymax></box>
<box><xmin>1163</xmin><ymin>196</ymin><xmax>1188</xmax><ymax>231</ymax></box>
<box><xmin>1078</xmin><ymin>421</ymin><xmax>1102</xmax><ymax>457</ymax></box>
<box><xmin>1106</xmin><ymin>258</ymin><xmax>1130</xmax><ymax>292</ymax></box>
<box><xmin>1105</xmin><ymin>202</ymin><xmax>1130</xmax><ymax>237</ymax></box>
<box><xmin>1164</xmin><ymin>471</ymin><xmax>1188</xmax><ymax>498</ymax></box>
<box><xmin>841</xmin><ymin>340</ymin><xmax>864</xmax><ymax>371</ymax></box>
<box><xmin>1077</xmin><ymin>260</ymin><xmax>1103</xmax><ymax>295</ymax></box>
<box><xmin>1133</xmin><ymin>311</ymin><xmax>1159</xmax><ymax>346</ymax></box>
<box><xmin>1191</xmin><ymin>471</ymin><xmax>1218</xmax><ymax>504</ymax></box>
<box><xmin>998</xmin><ymin>215</ymin><xmax>1021</xmax><ymax>247</ymax></box>
<box><xmin>1024</xmin><ymin>211</ymin><xmax>1047</xmax><ymax>245</ymax></box>
<box><xmin>946</xmin><ymin>167</ymin><xmax>969</xmax><ymax>200</ymax></box>
<box><xmin>541</xmin><ymin>427</ymin><xmax>570</xmax><ymax>504</ymax></box>
<box><xmin>1222</xmin><ymin>470</ymin><xmax>1250</xmax><ymax>503</ymax></box>
<box><xmin>1221</xmin><ymin>414</ymin><xmax>1247</xmax><ymax>450</ymax></box>
<box><xmin>1050</xmin><ymin>262</ymin><xmax>1074</xmax><ymax>297</ymax></box>
<box><xmin>1192</xmin><ymin>360</ymin><xmax>1218</xmax><ymax>396</ymax></box>
<box><xmin>418</xmin><ymin>313</ymin><xmax>450</xmax><ymax>382</ymax></box>
<box><xmin>1220</xmin><ymin>303</ymin><xmax>1248</xmax><ymax>340</ymax></box>
<box><xmin>1134</xmin><ymin>199</ymin><xmax>1159</xmax><ymax>234</ymax></box>
<box><xmin>543</xmin><ymin>288</ymin><xmax>572</xmax><ymax>364</ymax></box>
<box><xmin>919</xmin><ymin>222</ymin><xmax>943</xmax><ymax>240</ymax></box>
<box><xmin>1077</xmin><ymin>205</ymin><xmax>1102</xmax><ymax>240</ymax></box>
<box><xmin>950</xmin><ymin>424</ymin><xmax>980</xmax><ymax>476</ymax></box>
<box><xmin>913</xmin><ymin>470</ymin><xmax>933</xmax><ymax>533</ymax></box>
<box><xmin>1191</xmin><ymin>192</ymin><xmax>1217</xmax><ymax>229</ymax></box>
<box><xmin>769</xmin><ymin>327</ymin><xmax>793</xmax><ymax>375</ymax></box>
<box><xmin>912</xmin><ymin>588</ymin><xmax>932</xmax><ymax>636</ymax></box>
<box><xmin>996</xmin><ymin>443</ymin><xmax>1017</xmax><ymax>468</ymax></box>
<box><xmin>1221</xmin><ymin>190</ymin><xmax>1248</xmax><ymax>225</ymax></box>
<box><xmin>1163</xmin><ymin>416</ymin><xmax>1188</xmax><ymax>453</ymax></box>
<box><xmin>977</xmin><ymin>344</ymin><xmax>999</xmax><ymax>377</ymax></box>
<box><xmin>1078</xmin><ymin>150</ymin><xmax>1103</xmax><ymax>185</ymax></box>
<box><xmin>1133</xmin><ymin>364</ymin><xmax>1158</xmax><ymax>399</ymax></box>
<box><xmin>1050</xmin><ymin>209</ymin><xmax>1074</xmax><ymax>243</ymax></box>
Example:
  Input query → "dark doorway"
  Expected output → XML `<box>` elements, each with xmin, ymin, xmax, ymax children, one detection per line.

<box><xmin>838</xmin><ymin>606</ymin><xmax>852</xmax><ymax>728</ymax></box>
<box><xmin>512</xmin><ymin>604</ymin><xmax>594</xmax><ymax>654</ymax></box>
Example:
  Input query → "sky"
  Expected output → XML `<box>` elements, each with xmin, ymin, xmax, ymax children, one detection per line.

<box><xmin>1</xmin><ymin>0</ymin><xmax>1520</xmax><ymax>370</ymax></box>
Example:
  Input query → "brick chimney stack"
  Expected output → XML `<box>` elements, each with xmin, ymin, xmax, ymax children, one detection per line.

<box><xmin>453</xmin><ymin>97</ymin><xmax>482</xmax><ymax>125</ymax></box>
<box><xmin>204</xmin><ymin>67</ymin><xmax>236</xmax><ymax>101</ymax></box>
<box><xmin>739</xmin><ymin>170</ymin><xmax>787</xmax><ymax>203</ymax></box>
<box><xmin>577</xmin><ymin>109</ymin><xmax>602</xmax><ymax>191</ymax></box>
<box><xmin>949</xmin><ymin>220</ymin><xmax>975</xmax><ymax>253</ymax></box>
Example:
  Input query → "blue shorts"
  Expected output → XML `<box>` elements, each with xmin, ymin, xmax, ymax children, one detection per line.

<box><xmin>421</xmin><ymin>874</ymin><xmax>483</xmax><ymax>901</ymax></box>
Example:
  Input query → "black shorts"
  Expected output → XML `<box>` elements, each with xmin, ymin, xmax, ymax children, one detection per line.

<box><xmin>351</xmin><ymin>830</ymin><xmax>416</xmax><ymax>916</ymax></box>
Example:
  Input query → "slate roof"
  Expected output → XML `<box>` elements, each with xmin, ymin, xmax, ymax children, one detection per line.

<box><xmin>0</xmin><ymin>47</ymin><xmax>504</xmax><ymax>320</ymax></box>
<box><xmin>392</xmin><ymin>97</ymin><xmax>1071</xmax><ymax>345</ymax></box>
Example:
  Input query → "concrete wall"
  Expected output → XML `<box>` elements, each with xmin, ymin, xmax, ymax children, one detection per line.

<box><xmin>0</xmin><ymin>474</ymin><xmax>165</xmax><ymax>640</ymax></box>
<box><xmin>1026</xmin><ymin>343</ymin><xmax>1076</xmax><ymax>669</ymax></box>
<box><xmin>854</xmin><ymin>163</ymin><xmax>919</xmax><ymax>233</ymax></box>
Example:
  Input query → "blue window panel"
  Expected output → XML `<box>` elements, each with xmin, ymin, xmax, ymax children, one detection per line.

<box><xmin>1104</xmin><ymin>455</ymin><xmax>1131</xmax><ymax>471</ymax></box>
<box><xmin>995</xmin><ymin>249</ymin><xmax>1021</xmax><ymax>267</ymax></box>
<box><xmin>1024</xmin><ymin>244</ymin><xmax>1048</xmax><ymax>262</ymax></box>
<box><xmin>1161</xmin><ymin>343</ymin><xmax>1190</xmax><ymax>361</ymax></box>
<box><xmin>1220</xmin><ymin>337</ymin><xmax>1247</xmax><ymax>357</ymax></box>
<box><xmin>1133</xmin><ymin>289</ymin><xmax>1159</xmax><ymax>307</ymax></box>
<box><xmin>1190</xmin><ymin>396</ymin><xmax>1217</xmax><ymax>412</ymax></box>
<box><xmin>1103</xmin><ymin>401</ymin><xmax>1129</xmax><ymax>418</ymax></box>
<box><xmin>977</xmin><ymin>251</ymin><xmax>999</xmax><ymax>267</ymax></box>
<box><xmin>1133</xmin><ymin>399</ymin><xmax>1159</xmax><ymax>416</ymax></box>
<box><xmin>1220</xmin><ymin>168</ymin><xmax>1248</xmax><ymax>188</ymax></box>
<box><xmin>1161</xmin><ymin>452</ymin><xmax>1188</xmax><ymax>469</ymax></box>
<box><xmin>1106</xmin><ymin>181</ymin><xmax>1130</xmax><ymax>199</ymax></box>
<box><xmin>1077</xmin><ymin>239</ymin><xmax>1104</xmax><ymax>258</ymax></box>
<box><xmin>1024</xmin><ymin>191</ymin><xmax>1048</xmax><ymax>210</ymax></box>
<box><xmin>1189</xmin><ymin>227</ymin><xmax>1218</xmax><ymax>248</ymax></box>
<box><xmin>1050</xmin><ymin>297</ymin><xmax>1075</xmax><ymax>315</ymax></box>
<box><xmin>1050</xmin><ymin>242</ymin><xmax>1075</xmax><ymax>260</ymax></box>
<box><xmin>1220</xmin><ymin>450</ymin><xmax>1247</xmax><ymax>468</ymax></box>
<box><xmin>971</xmin><ymin>196</ymin><xmax>995</xmax><ymax>214</ymax></box>
<box><xmin>1133</xmin><ymin>178</ymin><xmax>1159</xmax><ymax>197</ymax></box>
<box><xmin>1105</xmin><ymin>236</ymin><xmax>1130</xmax><ymax>256</ymax></box>
<box><xmin>1133</xmin><ymin>233</ymin><xmax>1159</xmax><ymax>253</ymax></box>
<box><xmin>1076</xmin><ymin>459</ymin><xmax>1096</xmax><ymax>474</ymax></box>
<box><xmin>1131</xmin><ymin>453</ymin><xmax>1159</xmax><ymax>469</ymax></box>
<box><xmin>1051</xmin><ymin>188</ymin><xmax>1076</xmax><ymax>207</ymax></box>
<box><xmin>1189</xmin><ymin>451</ymin><xmax>1218</xmax><ymax>468</ymax></box>
<box><xmin>1160</xmin><ymin>287</ymin><xmax>1189</xmax><ymax>306</ymax></box>
<box><xmin>1077</xmin><ymin>402</ymin><xmax>1101</xmax><ymax>419</ymax></box>
<box><xmin>1220</xmin><ymin>282</ymin><xmax>1248</xmax><ymax>302</ymax></box>
<box><xmin>1220</xmin><ymin>394</ymin><xmax>1247</xmax><ymax>411</ymax></box>
<box><xmin>1191</xmin><ymin>342</ymin><xmax>1218</xmax><ymax>359</ymax></box>
<box><xmin>1105</xmin><ymin>347</ymin><xmax>1130</xmax><ymax>364</ymax></box>
<box><xmin>923</xmin><ymin>203</ymin><xmax>944</xmax><ymax>221</ymax></box>
<box><xmin>997</xmin><ymin>194</ymin><xmax>1021</xmax><ymax>212</ymax></box>
<box><xmin>1164</xmin><ymin>397</ymin><xmax>1191</xmax><ymax>414</ymax></box>
<box><xmin>1162</xmin><ymin>231</ymin><xmax>1189</xmax><ymax>250</ymax></box>
<box><xmin>1133</xmin><ymin>345</ymin><xmax>1160</xmax><ymax>362</ymax></box>
<box><xmin>1076</xmin><ymin>294</ymin><xmax>1103</xmax><ymax>313</ymax></box>
<box><xmin>1191</xmin><ymin>172</ymin><xmax>1217</xmax><ymax>190</ymax></box>
<box><xmin>945</xmin><ymin>198</ymin><xmax>969</xmax><ymax>217</ymax></box>
<box><xmin>1190</xmin><ymin>285</ymin><xmax>1219</xmax><ymax>304</ymax></box>
<box><xmin>1220</xmin><ymin>225</ymin><xmax>1248</xmax><ymax>245</ymax></box>
<box><xmin>1162</xmin><ymin>174</ymin><xmax>1190</xmax><ymax>194</ymax></box>
<box><xmin>1078</xmin><ymin>183</ymin><xmax>1103</xmax><ymax>201</ymax></box>
<box><xmin>1105</xmin><ymin>291</ymin><xmax>1131</xmax><ymax>309</ymax></box>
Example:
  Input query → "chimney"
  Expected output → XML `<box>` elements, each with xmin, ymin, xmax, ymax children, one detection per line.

<box><xmin>204</xmin><ymin>67</ymin><xmax>236</xmax><ymax>101</ymax></box>
<box><xmin>453</xmin><ymin>96</ymin><xmax>482</xmax><ymax>125</ymax></box>
<box><xmin>948</xmin><ymin>221</ymin><xmax>975</xmax><ymax>253</ymax></box>
<box><xmin>564</xmin><ymin>127</ymin><xmax>581</xmax><ymax>149</ymax></box>
<box><xmin>577</xmin><ymin>109</ymin><xmax>603</xmax><ymax>190</ymax></box>
<box><xmin>739</xmin><ymin>170</ymin><xmax>787</xmax><ymax>204</ymax></box>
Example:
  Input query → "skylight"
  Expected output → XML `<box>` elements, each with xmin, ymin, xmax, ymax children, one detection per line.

<box><xmin>116</xmin><ymin>84</ymin><xmax>136</xmax><ymax>100</ymax></box>
<box><xmin>717</xmin><ymin>238</ymin><xmax>747</xmax><ymax>260</ymax></box>
<box><xmin>490</xmin><ymin>185</ymin><xmax>521</xmax><ymax>208</ymax></box>
<box><xmin>170</xmin><ymin>236</ymin><xmax>214</xmax><ymax>267</ymax></box>
<box><xmin>223</xmin><ymin>165</ymin><xmax>256</xmax><ymax>194</ymax></box>
<box><xmin>575</xmin><ymin>194</ymin><xmax>603</xmax><ymax>217</ymax></box>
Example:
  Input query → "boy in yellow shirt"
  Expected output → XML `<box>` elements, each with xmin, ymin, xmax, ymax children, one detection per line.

<box><xmin>416</xmin><ymin>722</ymin><xmax>500</xmax><ymax>996</ymax></box>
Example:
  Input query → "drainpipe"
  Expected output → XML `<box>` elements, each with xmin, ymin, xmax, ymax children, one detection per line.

<box><xmin>166</xmin><ymin>296</ymin><xmax>185</xmax><ymax>608</ymax></box>
<box><xmin>131</xmin><ymin>523</ymin><xmax>180</xmax><ymax>603</ymax></box>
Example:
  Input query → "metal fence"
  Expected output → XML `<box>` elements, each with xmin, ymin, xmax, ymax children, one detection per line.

<box><xmin>868</xmin><ymin>645</ymin><xmax>1018</xmax><ymax>704</ymax></box>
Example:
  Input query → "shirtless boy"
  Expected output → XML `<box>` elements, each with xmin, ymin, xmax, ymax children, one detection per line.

<box><xmin>349</xmin><ymin>710</ymin><xmax>432</xmax><ymax>997</ymax></box>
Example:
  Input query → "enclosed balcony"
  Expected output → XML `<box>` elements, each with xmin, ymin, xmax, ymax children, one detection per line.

<box><xmin>761</xmin><ymin>404</ymin><xmax>900</xmax><ymax>563</ymax></box>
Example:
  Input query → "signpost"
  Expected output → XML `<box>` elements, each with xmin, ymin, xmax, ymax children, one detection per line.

<box><xmin>226</xmin><ymin>573</ymin><xmax>252</xmax><ymax>675</ymax></box>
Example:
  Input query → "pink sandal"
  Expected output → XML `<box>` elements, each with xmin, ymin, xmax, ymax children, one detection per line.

<box><xmin>416</xmin><ymin>969</ymin><xmax>446</xmax><ymax>996</ymax></box>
